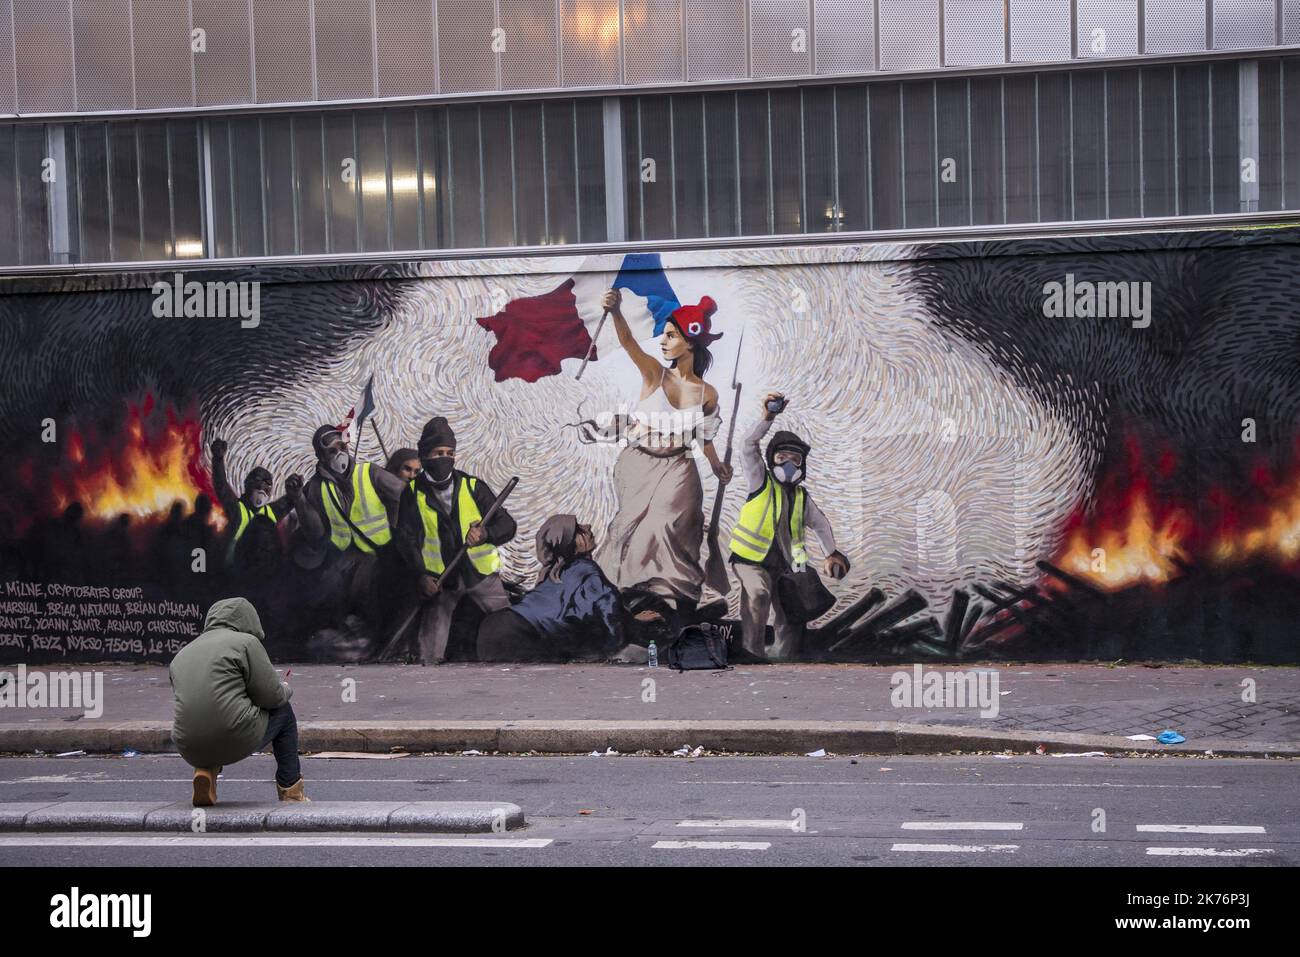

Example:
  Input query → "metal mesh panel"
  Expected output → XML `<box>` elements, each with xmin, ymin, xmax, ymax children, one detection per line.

<box><xmin>560</xmin><ymin>0</ymin><xmax>621</xmax><ymax>86</ymax></box>
<box><xmin>1009</xmin><ymin>0</ymin><xmax>1069</xmax><ymax>61</ymax></box>
<box><xmin>0</xmin><ymin>2</ymin><xmax>15</xmax><ymax>113</ymax></box>
<box><xmin>685</xmin><ymin>0</ymin><xmax>745</xmax><ymax>80</ymax></box>
<box><xmin>750</xmin><ymin>0</ymin><xmax>810</xmax><ymax>78</ymax></box>
<box><xmin>375</xmin><ymin>0</ymin><xmax>436</xmax><ymax>96</ymax></box>
<box><xmin>14</xmin><ymin>0</ymin><xmax>76</xmax><ymax>112</ymax></box>
<box><xmin>500</xmin><ymin>0</ymin><xmax>560</xmax><ymax>89</ymax></box>
<box><xmin>1076</xmin><ymin>0</ymin><xmax>1139</xmax><ymax>58</ymax></box>
<box><xmin>315</xmin><ymin>0</ymin><xmax>376</xmax><ymax>100</ymax></box>
<box><xmin>944</xmin><ymin>0</ymin><xmax>1004</xmax><ymax>66</ymax></box>
<box><xmin>1145</xmin><ymin>0</ymin><xmax>1207</xmax><ymax>55</ymax></box>
<box><xmin>1212</xmin><ymin>0</ymin><xmax>1274</xmax><ymax>49</ymax></box>
<box><xmin>192</xmin><ymin>0</ymin><xmax>254</xmax><ymax>106</ymax></box>
<box><xmin>623</xmin><ymin>0</ymin><xmax>683</xmax><ymax>84</ymax></box>
<box><xmin>73</xmin><ymin>1</ymin><xmax>134</xmax><ymax>110</ymax></box>
<box><xmin>1288</xmin><ymin>0</ymin><xmax>1300</xmax><ymax>43</ymax></box>
<box><xmin>814</xmin><ymin>0</ymin><xmax>875</xmax><ymax>75</ymax></box>
<box><xmin>253</xmin><ymin>0</ymin><xmax>313</xmax><ymax>102</ymax></box>
<box><xmin>438</xmin><ymin>0</ymin><xmax>497</xmax><ymax>93</ymax></box>
<box><xmin>878</xmin><ymin>0</ymin><xmax>941</xmax><ymax>71</ymax></box>
<box><xmin>132</xmin><ymin>0</ymin><xmax>194</xmax><ymax>109</ymax></box>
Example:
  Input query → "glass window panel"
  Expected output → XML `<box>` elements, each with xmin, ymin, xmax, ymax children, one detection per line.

<box><xmin>802</xmin><ymin>86</ymin><xmax>837</xmax><ymax>234</ymax></box>
<box><xmin>387</xmin><ymin>109</ymin><xmax>420</xmax><ymax>251</ymax></box>
<box><xmin>1106</xmin><ymin>68</ymin><xmax>1141</xmax><ymax>220</ymax></box>
<box><xmin>1210</xmin><ymin>62</ymin><xmax>1239</xmax><ymax>215</ymax></box>
<box><xmin>168</xmin><ymin>121</ymin><xmax>203</xmax><ymax>260</ymax></box>
<box><xmin>511</xmin><ymin>102</ymin><xmax>546</xmax><ymax>247</ymax></box>
<box><xmin>543</xmin><ymin>100</ymin><xmax>578</xmax><ymax>245</ymax></box>
<box><xmin>1003</xmin><ymin>73</ymin><xmax>1037</xmax><ymax>224</ymax></box>
<box><xmin>0</xmin><ymin>126</ymin><xmax>16</xmax><ymax>265</ymax></box>
<box><xmin>291</xmin><ymin>115</ymin><xmax>326</xmax><ymax>255</ymax></box>
<box><xmin>622</xmin><ymin>98</ymin><xmax>642</xmax><ymax>241</ymax></box>
<box><xmin>936</xmin><ymin>78</ymin><xmax>969</xmax><ymax>228</ymax></box>
<box><xmin>1036</xmin><ymin>72</ymin><xmax>1071</xmax><ymax>223</ymax></box>
<box><xmin>902</xmin><ymin>81</ymin><xmax>936</xmax><ymax>229</ymax></box>
<box><xmin>1176</xmin><ymin>63</ymin><xmax>1211</xmax><ymax>216</ymax></box>
<box><xmin>418</xmin><ymin>107</ymin><xmax>449</xmax><ymax>249</ymax></box>
<box><xmin>1258</xmin><ymin>59</ymin><xmax>1282</xmax><ymax>211</ymax></box>
<box><xmin>108</xmin><ymin>122</ymin><xmax>142</xmax><ymax>261</ymax></box>
<box><xmin>77</xmin><ymin>123</ymin><xmax>111</xmax><ymax>263</ymax></box>
<box><xmin>636</xmin><ymin>96</ymin><xmax>674</xmax><ymax>240</ymax></box>
<box><xmin>574</xmin><ymin>98</ymin><xmax>606</xmax><ymax>244</ymax></box>
<box><xmin>208</xmin><ymin>119</ymin><xmax>236</xmax><ymax>259</ymax></box>
<box><xmin>770</xmin><ymin>88</ymin><xmax>803</xmax><ymax>234</ymax></box>
<box><xmin>324</xmin><ymin>112</ymin><xmax>359</xmax><ymax>254</ymax></box>
<box><xmin>480</xmin><ymin>104</ymin><xmax>514</xmax><ymax>247</ymax></box>
<box><xmin>969</xmin><ymin>76</ymin><xmax>1003</xmax><ymax>226</ymax></box>
<box><xmin>16</xmin><ymin>125</ymin><xmax>51</xmax><ymax>265</ymax></box>
<box><xmin>357</xmin><ymin>111</ymin><xmax>390</xmax><ymax>252</ymax></box>
<box><xmin>447</xmin><ymin>106</ymin><xmax>483</xmax><ymax>248</ymax></box>
<box><xmin>834</xmin><ymin>85</ymin><xmax>867</xmax><ymax>233</ymax></box>
<box><xmin>261</xmin><ymin>116</ymin><xmax>296</xmax><ymax>256</ymax></box>
<box><xmin>736</xmin><ymin>91</ymin><xmax>770</xmax><ymax>235</ymax></box>
<box><xmin>228</xmin><ymin>116</ymin><xmax>265</xmax><ymax>257</ymax></box>
<box><xmin>672</xmin><ymin>95</ymin><xmax>705</xmax><ymax>240</ymax></box>
<box><xmin>1285</xmin><ymin>58</ymin><xmax>1300</xmax><ymax>209</ymax></box>
<box><xmin>704</xmin><ymin>92</ymin><xmax>738</xmax><ymax>238</ymax></box>
<box><xmin>138</xmin><ymin>121</ymin><xmax>172</xmax><ymax>259</ymax></box>
<box><xmin>1071</xmin><ymin>71</ymin><xmax>1105</xmax><ymax>222</ymax></box>
<box><xmin>869</xmin><ymin>82</ymin><xmax>903</xmax><ymax>230</ymax></box>
<box><xmin>1141</xmin><ymin>66</ymin><xmax>1177</xmax><ymax>217</ymax></box>
<box><xmin>56</xmin><ymin>127</ymin><xmax>80</xmax><ymax>264</ymax></box>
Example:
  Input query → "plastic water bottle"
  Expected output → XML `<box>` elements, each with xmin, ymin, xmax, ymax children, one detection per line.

<box><xmin>648</xmin><ymin>640</ymin><xmax>658</xmax><ymax>668</ymax></box>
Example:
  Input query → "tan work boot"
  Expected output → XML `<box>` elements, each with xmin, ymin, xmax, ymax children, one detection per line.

<box><xmin>276</xmin><ymin>777</ymin><xmax>310</xmax><ymax>802</ymax></box>
<box><xmin>192</xmin><ymin>768</ymin><xmax>218</xmax><ymax>807</ymax></box>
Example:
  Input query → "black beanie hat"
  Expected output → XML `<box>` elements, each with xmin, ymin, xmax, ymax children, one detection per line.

<box><xmin>418</xmin><ymin>416</ymin><xmax>456</xmax><ymax>457</ymax></box>
<box><xmin>766</xmin><ymin>430</ymin><xmax>811</xmax><ymax>470</ymax></box>
<box><xmin>245</xmin><ymin>466</ymin><xmax>273</xmax><ymax>487</ymax></box>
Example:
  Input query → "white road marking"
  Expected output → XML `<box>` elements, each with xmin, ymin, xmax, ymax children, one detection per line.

<box><xmin>652</xmin><ymin>840</ymin><xmax>770</xmax><ymax>850</ymax></box>
<box><xmin>901</xmin><ymin>822</ymin><xmax>1024</xmax><ymax>831</ymax></box>
<box><xmin>1136</xmin><ymin>824</ymin><xmax>1266</xmax><ymax>834</ymax></box>
<box><xmin>891</xmin><ymin>843</ymin><xmax>1019</xmax><ymax>853</ymax></box>
<box><xmin>1145</xmin><ymin>847</ymin><xmax>1274</xmax><ymax>857</ymax></box>
<box><xmin>0</xmin><ymin>778</ymin><xmax>471</xmax><ymax>785</ymax></box>
<box><xmin>676</xmin><ymin>819</ymin><xmax>797</xmax><ymax>829</ymax></box>
<box><xmin>0</xmin><ymin>835</ymin><xmax>551</xmax><ymax>848</ymax></box>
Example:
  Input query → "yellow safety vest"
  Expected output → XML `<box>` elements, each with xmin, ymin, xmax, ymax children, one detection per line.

<box><xmin>729</xmin><ymin>472</ymin><xmax>807</xmax><ymax>568</ymax></box>
<box><xmin>227</xmin><ymin>500</ymin><xmax>277</xmax><ymax>564</ymax></box>
<box><xmin>321</xmin><ymin>462</ymin><xmax>392</xmax><ymax>553</ymax></box>
<box><xmin>411</xmin><ymin>475</ymin><xmax>501</xmax><ymax>577</ymax></box>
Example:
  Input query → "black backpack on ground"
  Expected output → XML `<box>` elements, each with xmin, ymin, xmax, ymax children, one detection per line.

<box><xmin>666</xmin><ymin>622</ymin><xmax>730</xmax><ymax>671</ymax></box>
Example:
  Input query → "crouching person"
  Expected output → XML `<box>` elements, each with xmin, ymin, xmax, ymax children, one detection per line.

<box><xmin>169</xmin><ymin>597</ymin><xmax>309</xmax><ymax>806</ymax></box>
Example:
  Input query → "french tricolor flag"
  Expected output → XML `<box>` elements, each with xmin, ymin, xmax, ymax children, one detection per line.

<box><xmin>476</xmin><ymin>253</ymin><xmax>679</xmax><ymax>383</ymax></box>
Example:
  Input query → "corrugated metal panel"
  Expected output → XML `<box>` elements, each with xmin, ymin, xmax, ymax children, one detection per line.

<box><xmin>132</xmin><ymin>0</ymin><xmax>194</xmax><ymax>109</ymax></box>
<box><xmin>750</xmin><ymin>0</ymin><xmax>811</xmax><ymax>78</ymax></box>
<box><xmin>0</xmin><ymin>1</ymin><xmax>15</xmax><ymax>113</ymax></box>
<box><xmin>1145</xmin><ymin>0</ymin><xmax>1207</xmax><ymax>55</ymax></box>
<box><xmin>623</xmin><ymin>0</ymin><xmax>683</xmax><ymax>84</ymax></box>
<box><xmin>560</xmin><ymin>0</ymin><xmax>620</xmax><ymax>86</ymax></box>
<box><xmin>944</xmin><ymin>0</ymin><xmax>1004</xmax><ymax>67</ymax></box>
<box><xmin>439</xmin><ymin>0</ymin><xmax>497</xmax><ymax>93</ymax></box>
<box><xmin>500</xmin><ymin>0</ymin><xmax>559</xmax><ymax>89</ymax></box>
<box><xmin>1010</xmin><ymin>0</ymin><xmax>1070</xmax><ymax>61</ymax></box>
<box><xmin>878</xmin><ymin>0</ymin><xmax>941</xmax><ymax>71</ymax></box>
<box><xmin>1212</xmin><ymin>0</ymin><xmax>1274</xmax><ymax>49</ymax></box>
<box><xmin>814</xmin><ymin>0</ymin><xmax>876</xmax><ymax>75</ymax></box>
<box><xmin>253</xmin><ymin>0</ymin><xmax>313</xmax><ymax>103</ymax></box>
<box><xmin>73</xmin><ymin>0</ymin><xmax>135</xmax><ymax>110</ymax></box>
<box><xmin>14</xmin><ymin>0</ymin><xmax>76</xmax><ymax>113</ymax></box>
<box><xmin>686</xmin><ymin>0</ymin><xmax>746</xmax><ymax>80</ymax></box>
<box><xmin>315</xmin><ymin>0</ymin><xmax>376</xmax><ymax>100</ymax></box>
<box><xmin>376</xmin><ymin>0</ymin><xmax>436</xmax><ymax>95</ymax></box>
<box><xmin>1076</xmin><ymin>0</ymin><xmax>1139</xmax><ymax>57</ymax></box>
<box><xmin>192</xmin><ymin>0</ymin><xmax>253</xmax><ymax>106</ymax></box>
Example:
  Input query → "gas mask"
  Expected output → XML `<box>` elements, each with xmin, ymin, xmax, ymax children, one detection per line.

<box><xmin>773</xmin><ymin>461</ymin><xmax>804</xmax><ymax>485</ymax></box>
<box><xmin>249</xmin><ymin>490</ymin><xmax>271</xmax><ymax>509</ymax></box>
<box><xmin>327</xmin><ymin>450</ymin><xmax>350</xmax><ymax>474</ymax></box>
<box><xmin>423</xmin><ymin>456</ymin><xmax>455</xmax><ymax>484</ymax></box>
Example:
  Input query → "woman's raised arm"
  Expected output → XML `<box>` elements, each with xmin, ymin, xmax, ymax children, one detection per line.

<box><xmin>602</xmin><ymin>288</ymin><xmax>661</xmax><ymax>386</ymax></box>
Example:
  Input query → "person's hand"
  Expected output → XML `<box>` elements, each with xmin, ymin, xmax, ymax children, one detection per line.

<box><xmin>418</xmin><ymin>575</ymin><xmax>441</xmax><ymax>598</ymax></box>
<box><xmin>712</xmin><ymin>460</ymin><xmax>733</xmax><ymax>484</ymax></box>
<box><xmin>823</xmin><ymin>551</ymin><xmax>850</xmax><ymax>580</ymax></box>
<box><xmin>600</xmin><ymin>288</ymin><xmax>622</xmax><ymax>314</ymax></box>
<box><xmin>762</xmin><ymin>392</ymin><xmax>785</xmax><ymax>421</ymax></box>
<box><xmin>285</xmin><ymin>474</ymin><xmax>303</xmax><ymax>496</ymax></box>
<box><xmin>465</xmin><ymin>521</ymin><xmax>487</xmax><ymax>547</ymax></box>
<box><xmin>210</xmin><ymin>439</ymin><xmax>227</xmax><ymax>459</ymax></box>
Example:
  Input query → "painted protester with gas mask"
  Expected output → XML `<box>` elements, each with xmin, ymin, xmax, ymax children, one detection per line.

<box><xmin>209</xmin><ymin>438</ymin><xmax>294</xmax><ymax>570</ymax></box>
<box><xmin>729</xmin><ymin>393</ymin><xmax>850</xmax><ymax>660</ymax></box>
<box><xmin>392</xmin><ymin>416</ymin><xmax>517</xmax><ymax>663</ymax></box>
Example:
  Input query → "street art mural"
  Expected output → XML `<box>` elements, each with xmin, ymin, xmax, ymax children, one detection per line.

<box><xmin>1</xmin><ymin>226</ymin><xmax>1298</xmax><ymax>665</ymax></box>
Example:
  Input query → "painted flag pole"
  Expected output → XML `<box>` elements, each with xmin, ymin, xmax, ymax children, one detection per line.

<box><xmin>575</xmin><ymin>308</ymin><xmax>609</xmax><ymax>381</ymax></box>
<box><xmin>704</xmin><ymin>328</ymin><xmax>744</xmax><ymax>596</ymax></box>
<box><xmin>370</xmin><ymin>418</ymin><xmax>390</xmax><ymax>461</ymax></box>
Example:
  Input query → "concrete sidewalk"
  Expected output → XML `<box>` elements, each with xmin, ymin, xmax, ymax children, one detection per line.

<box><xmin>1</xmin><ymin>662</ymin><xmax>1297</xmax><ymax>757</ymax></box>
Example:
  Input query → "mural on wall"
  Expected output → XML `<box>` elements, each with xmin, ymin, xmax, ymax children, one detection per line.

<box><xmin>1</xmin><ymin>227</ymin><xmax>1298</xmax><ymax>665</ymax></box>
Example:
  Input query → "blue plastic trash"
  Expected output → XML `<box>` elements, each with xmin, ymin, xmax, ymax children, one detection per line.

<box><xmin>1157</xmin><ymin>730</ymin><xmax>1186</xmax><ymax>745</ymax></box>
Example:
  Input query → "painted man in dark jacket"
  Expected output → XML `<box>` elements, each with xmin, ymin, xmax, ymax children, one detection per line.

<box><xmin>393</xmin><ymin>416</ymin><xmax>516</xmax><ymax>663</ymax></box>
<box><xmin>210</xmin><ymin>438</ymin><xmax>294</xmax><ymax>570</ymax></box>
<box><xmin>169</xmin><ymin>597</ymin><xmax>308</xmax><ymax>806</ymax></box>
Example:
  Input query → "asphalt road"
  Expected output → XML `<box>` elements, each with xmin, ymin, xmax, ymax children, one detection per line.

<box><xmin>0</xmin><ymin>753</ymin><xmax>1295</xmax><ymax>867</ymax></box>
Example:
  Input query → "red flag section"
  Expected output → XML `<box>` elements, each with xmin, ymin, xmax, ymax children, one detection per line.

<box><xmin>475</xmin><ymin>278</ymin><xmax>594</xmax><ymax>383</ymax></box>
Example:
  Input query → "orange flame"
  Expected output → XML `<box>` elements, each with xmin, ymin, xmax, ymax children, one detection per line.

<box><xmin>1058</xmin><ymin>491</ymin><xmax>1190</xmax><ymax>589</ymax></box>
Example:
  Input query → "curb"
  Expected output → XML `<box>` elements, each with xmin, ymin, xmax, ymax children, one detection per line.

<box><xmin>0</xmin><ymin>801</ymin><xmax>525</xmax><ymax>832</ymax></box>
<box><xmin>1</xmin><ymin>720</ymin><xmax>1295</xmax><ymax>758</ymax></box>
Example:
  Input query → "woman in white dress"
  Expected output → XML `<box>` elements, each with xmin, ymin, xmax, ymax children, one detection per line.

<box><xmin>591</xmin><ymin>288</ymin><xmax>733</xmax><ymax>612</ymax></box>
